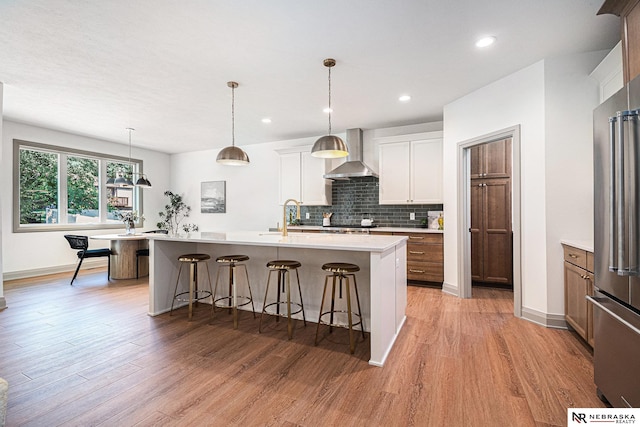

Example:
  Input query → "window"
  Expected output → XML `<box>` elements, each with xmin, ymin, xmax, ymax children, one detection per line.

<box><xmin>13</xmin><ymin>139</ymin><xmax>144</xmax><ymax>232</ymax></box>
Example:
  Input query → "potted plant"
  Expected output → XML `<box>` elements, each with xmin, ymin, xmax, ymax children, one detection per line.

<box><xmin>156</xmin><ymin>191</ymin><xmax>198</xmax><ymax>236</ymax></box>
<box><xmin>115</xmin><ymin>210</ymin><xmax>143</xmax><ymax>235</ymax></box>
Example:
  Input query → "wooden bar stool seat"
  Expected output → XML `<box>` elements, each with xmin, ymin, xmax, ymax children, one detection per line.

<box><xmin>170</xmin><ymin>253</ymin><xmax>213</xmax><ymax>321</ymax></box>
<box><xmin>315</xmin><ymin>262</ymin><xmax>366</xmax><ymax>354</ymax></box>
<box><xmin>259</xmin><ymin>260</ymin><xmax>306</xmax><ymax>339</ymax></box>
<box><xmin>213</xmin><ymin>254</ymin><xmax>256</xmax><ymax>329</ymax></box>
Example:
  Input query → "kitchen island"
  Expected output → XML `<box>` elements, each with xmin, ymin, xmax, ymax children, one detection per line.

<box><xmin>146</xmin><ymin>231</ymin><xmax>407</xmax><ymax>366</ymax></box>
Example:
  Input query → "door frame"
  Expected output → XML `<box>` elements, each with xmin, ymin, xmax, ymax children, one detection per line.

<box><xmin>456</xmin><ymin>125</ymin><xmax>522</xmax><ymax>318</ymax></box>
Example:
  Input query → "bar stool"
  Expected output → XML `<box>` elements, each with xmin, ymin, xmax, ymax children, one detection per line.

<box><xmin>170</xmin><ymin>253</ymin><xmax>213</xmax><ymax>321</ymax></box>
<box><xmin>259</xmin><ymin>260</ymin><xmax>306</xmax><ymax>339</ymax></box>
<box><xmin>213</xmin><ymin>254</ymin><xmax>256</xmax><ymax>328</ymax></box>
<box><xmin>315</xmin><ymin>262</ymin><xmax>366</xmax><ymax>354</ymax></box>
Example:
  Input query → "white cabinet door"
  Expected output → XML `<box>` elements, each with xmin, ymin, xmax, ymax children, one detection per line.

<box><xmin>301</xmin><ymin>151</ymin><xmax>332</xmax><ymax>205</ymax></box>
<box><xmin>279</xmin><ymin>152</ymin><xmax>301</xmax><ymax>204</ymax></box>
<box><xmin>378</xmin><ymin>134</ymin><xmax>443</xmax><ymax>205</ymax></box>
<box><xmin>411</xmin><ymin>139</ymin><xmax>442</xmax><ymax>203</ymax></box>
<box><xmin>379</xmin><ymin>142</ymin><xmax>411</xmax><ymax>204</ymax></box>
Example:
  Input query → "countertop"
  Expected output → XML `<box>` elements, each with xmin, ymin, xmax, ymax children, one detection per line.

<box><xmin>561</xmin><ymin>239</ymin><xmax>594</xmax><ymax>253</ymax></box>
<box><xmin>146</xmin><ymin>230</ymin><xmax>407</xmax><ymax>252</ymax></box>
<box><xmin>288</xmin><ymin>225</ymin><xmax>444</xmax><ymax>234</ymax></box>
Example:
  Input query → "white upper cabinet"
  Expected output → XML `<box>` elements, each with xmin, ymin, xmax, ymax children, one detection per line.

<box><xmin>277</xmin><ymin>147</ymin><xmax>332</xmax><ymax>205</ymax></box>
<box><xmin>377</xmin><ymin>132</ymin><xmax>443</xmax><ymax>205</ymax></box>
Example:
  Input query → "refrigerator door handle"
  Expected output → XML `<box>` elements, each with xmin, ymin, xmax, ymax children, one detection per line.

<box><xmin>587</xmin><ymin>296</ymin><xmax>640</xmax><ymax>337</ymax></box>
<box><xmin>610</xmin><ymin>115</ymin><xmax>618</xmax><ymax>273</ymax></box>
<box><xmin>615</xmin><ymin>110</ymin><xmax>640</xmax><ymax>276</ymax></box>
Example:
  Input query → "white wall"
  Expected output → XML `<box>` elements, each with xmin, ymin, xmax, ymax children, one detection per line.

<box><xmin>544</xmin><ymin>52</ymin><xmax>604</xmax><ymax>314</ymax></box>
<box><xmin>444</xmin><ymin>61</ymin><xmax>547</xmax><ymax>312</ymax></box>
<box><xmin>443</xmin><ymin>51</ymin><xmax>605</xmax><ymax>318</ymax></box>
<box><xmin>170</xmin><ymin>136</ymin><xmax>325</xmax><ymax>232</ymax></box>
<box><xmin>0</xmin><ymin>83</ymin><xmax>5</xmax><ymax>308</ymax></box>
<box><xmin>1</xmin><ymin>121</ymin><xmax>171</xmax><ymax>277</ymax></box>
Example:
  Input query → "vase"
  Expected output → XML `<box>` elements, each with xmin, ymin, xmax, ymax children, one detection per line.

<box><xmin>124</xmin><ymin>219</ymin><xmax>135</xmax><ymax>235</ymax></box>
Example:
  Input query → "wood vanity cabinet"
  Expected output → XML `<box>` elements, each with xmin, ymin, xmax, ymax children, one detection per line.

<box><xmin>394</xmin><ymin>232</ymin><xmax>444</xmax><ymax>283</ymax></box>
<box><xmin>562</xmin><ymin>244</ymin><xmax>595</xmax><ymax>347</ymax></box>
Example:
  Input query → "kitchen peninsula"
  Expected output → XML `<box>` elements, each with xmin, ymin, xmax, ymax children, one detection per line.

<box><xmin>146</xmin><ymin>231</ymin><xmax>408</xmax><ymax>366</ymax></box>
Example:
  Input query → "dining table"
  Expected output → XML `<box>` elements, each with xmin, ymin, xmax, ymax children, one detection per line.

<box><xmin>90</xmin><ymin>233</ymin><xmax>149</xmax><ymax>279</ymax></box>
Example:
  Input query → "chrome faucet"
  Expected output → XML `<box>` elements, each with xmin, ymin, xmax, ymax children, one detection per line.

<box><xmin>282</xmin><ymin>199</ymin><xmax>301</xmax><ymax>237</ymax></box>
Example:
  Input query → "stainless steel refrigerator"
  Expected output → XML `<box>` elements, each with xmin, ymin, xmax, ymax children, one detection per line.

<box><xmin>591</xmin><ymin>75</ymin><xmax>640</xmax><ymax>408</ymax></box>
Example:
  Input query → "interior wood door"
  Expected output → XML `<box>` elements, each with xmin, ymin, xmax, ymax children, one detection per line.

<box><xmin>470</xmin><ymin>145</ymin><xmax>483</xmax><ymax>179</ymax></box>
<box><xmin>470</xmin><ymin>179</ymin><xmax>484</xmax><ymax>281</ymax></box>
<box><xmin>482</xmin><ymin>178</ymin><xmax>512</xmax><ymax>284</ymax></box>
<box><xmin>484</xmin><ymin>139</ymin><xmax>511</xmax><ymax>178</ymax></box>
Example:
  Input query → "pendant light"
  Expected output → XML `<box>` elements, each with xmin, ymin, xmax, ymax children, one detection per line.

<box><xmin>111</xmin><ymin>128</ymin><xmax>152</xmax><ymax>188</ymax></box>
<box><xmin>114</xmin><ymin>128</ymin><xmax>135</xmax><ymax>188</ymax></box>
<box><xmin>311</xmin><ymin>58</ymin><xmax>349</xmax><ymax>158</ymax></box>
<box><xmin>216</xmin><ymin>81</ymin><xmax>250</xmax><ymax>166</ymax></box>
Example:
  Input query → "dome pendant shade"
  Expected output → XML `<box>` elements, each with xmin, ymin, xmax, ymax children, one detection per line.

<box><xmin>135</xmin><ymin>176</ymin><xmax>152</xmax><ymax>188</ymax></box>
<box><xmin>311</xmin><ymin>135</ymin><xmax>348</xmax><ymax>158</ymax></box>
<box><xmin>311</xmin><ymin>58</ymin><xmax>349</xmax><ymax>159</ymax></box>
<box><xmin>216</xmin><ymin>145</ymin><xmax>250</xmax><ymax>165</ymax></box>
<box><xmin>217</xmin><ymin>81</ymin><xmax>250</xmax><ymax>166</ymax></box>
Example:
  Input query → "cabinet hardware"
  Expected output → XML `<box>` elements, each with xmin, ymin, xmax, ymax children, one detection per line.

<box><xmin>408</xmin><ymin>236</ymin><xmax>424</xmax><ymax>240</ymax></box>
<box><xmin>568</xmin><ymin>253</ymin><xmax>579</xmax><ymax>258</ymax></box>
<box><xmin>409</xmin><ymin>269</ymin><xmax>425</xmax><ymax>273</ymax></box>
<box><xmin>409</xmin><ymin>251</ymin><xmax>425</xmax><ymax>255</ymax></box>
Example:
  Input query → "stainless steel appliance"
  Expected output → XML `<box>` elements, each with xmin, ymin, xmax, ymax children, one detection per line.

<box><xmin>590</xmin><ymin>76</ymin><xmax>640</xmax><ymax>408</ymax></box>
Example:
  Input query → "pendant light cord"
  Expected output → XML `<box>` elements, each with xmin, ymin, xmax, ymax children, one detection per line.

<box><xmin>231</xmin><ymin>84</ymin><xmax>235</xmax><ymax>147</ymax></box>
<box><xmin>328</xmin><ymin>66</ymin><xmax>332</xmax><ymax>135</ymax></box>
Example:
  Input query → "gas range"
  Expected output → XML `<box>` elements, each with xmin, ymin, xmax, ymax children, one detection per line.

<box><xmin>320</xmin><ymin>224</ymin><xmax>377</xmax><ymax>234</ymax></box>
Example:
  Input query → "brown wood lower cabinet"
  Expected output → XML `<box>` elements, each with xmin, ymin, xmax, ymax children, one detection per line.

<box><xmin>394</xmin><ymin>232</ymin><xmax>444</xmax><ymax>283</ymax></box>
<box><xmin>562</xmin><ymin>243</ymin><xmax>595</xmax><ymax>347</ymax></box>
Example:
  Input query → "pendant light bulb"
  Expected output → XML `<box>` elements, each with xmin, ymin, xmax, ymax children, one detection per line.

<box><xmin>311</xmin><ymin>58</ymin><xmax>348</xmax><ymax>159</ymax></box>
<box><xmin>217</xmin><ymin>81</ymin><xmax>250</xmax><ymax>166</ymax></box>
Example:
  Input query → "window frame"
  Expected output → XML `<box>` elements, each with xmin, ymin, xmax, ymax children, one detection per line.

<box><xmin>13</xmin><ymin>139</ymin><xmax>145</xmax><ymax>233</ymax></box>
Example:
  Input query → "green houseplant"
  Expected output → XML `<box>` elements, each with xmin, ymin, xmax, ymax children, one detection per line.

<box><xmin>156</xmin><ymin>191</ymin><xmax>198</xmax><ymax>236</ymax></box>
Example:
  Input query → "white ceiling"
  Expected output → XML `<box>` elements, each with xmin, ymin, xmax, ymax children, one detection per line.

<box><xmin>0</xmin><ymin>0</ymin><xmax>620</xmax><ymax>154</ymax></box>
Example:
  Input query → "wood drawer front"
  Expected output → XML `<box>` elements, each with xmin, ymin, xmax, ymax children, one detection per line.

<box><xmin>407</xmin><ymin>261</ymin><xmax>443</xmax><ymax>282</ymax></box>
<box><xmin>407</xmin><ymin>244</ymin><xmax>443</xmax><ymax>262</ymax></box>
<box><xmin>395</xmin><ymin>232</ymin><xmax>443</xmax><ymax>244</ymax></box>
<box><xmin>563</xmin><ymin>245</ymin><xmax>587</xmax><ymax>269</ymax></box>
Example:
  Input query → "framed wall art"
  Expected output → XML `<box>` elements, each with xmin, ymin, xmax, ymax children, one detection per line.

<box><xmin>201</xmin><ymin>181</ymin><xmax>226</xmax><ymax>213</ymax></box>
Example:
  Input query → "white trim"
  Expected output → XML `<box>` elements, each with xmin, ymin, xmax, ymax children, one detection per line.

<box><xmin>372</xmin><ymin>131</ymin><xmax>443</xmax><ymax>145</ymax></box>
<box><xmin>0</xmin><ymin>297</ymin><xmax>6</xmax><ymax>310</ymax></box>
<box><xmin>3</xmin><ymin>259</ymin><xmax>107</xmax><ymax>281</ymax></box>
<box><xmin>456</xmin><ymin>125</ymin><xmax>523</xmax><ymax>318</ymax></box>
<box><xmin>521</xmin><ymin>307</ymin><xmax>567</xmax><ymax>329</ymax></box>
<box><xmin>441</xmin><ymin>281</ymin><xmax>458</xmax><ymax>296</ymax></box>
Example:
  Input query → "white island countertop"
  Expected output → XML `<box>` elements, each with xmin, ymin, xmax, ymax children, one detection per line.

<box><xmin>146</xmin><ymin>230</ymin><xmax>407</xmax><ymax>252</ymax></box>
<box><xmin>147</xmin><ymin>229</ymin><xmax>408</xmax><ymax>366</ymax></box>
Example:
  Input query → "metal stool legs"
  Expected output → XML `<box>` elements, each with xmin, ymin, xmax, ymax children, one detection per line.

<box><xmin>170</xmin><ymin>258</ymin><xmax>214</xmax><ymax>321</ymax></box>
<box><xmin>259</xmin><ymin>265</ymin><xmax>306</xmax><ymax>339</ymax></box>
<box><xmin>315</xmin><ymin>271</ymin><xmax>365</xmax><ymax>354</ymax></box>
<box><xmin>213</xmin><ymin>260</ymin><xmax>256</xmax><ymax>329</ymax></box>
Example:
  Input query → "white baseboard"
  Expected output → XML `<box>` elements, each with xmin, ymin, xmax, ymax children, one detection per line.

<box><xmin>3</xmin><ymin>259</ymin><xmax>107</xmax><ymax>281</ymax></box>
<box><xmin>441</xmin><ymin>281</ymin><xmax>458</xmax><ymax>296</ymax></box>
<box><xmin>0</xmin><ymin>297</ymin><xmax>6</xmax><ymax>310</ymax></box>
<box><xmin>521</xmin><ymin>306</ymin><xmax>567</xmax><ymax>329</ymax></box>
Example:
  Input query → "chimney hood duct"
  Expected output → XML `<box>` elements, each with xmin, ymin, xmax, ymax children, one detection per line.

<box><xmin>323</xmin><ymin>128</ymin><xmax>378</xmax><ymax>180</ymax></box>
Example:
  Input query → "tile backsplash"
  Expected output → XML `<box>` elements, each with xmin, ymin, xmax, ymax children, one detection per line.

<box><xmin>295</xmin><ymin>177</ymin><xmax>443</xmax><ymax>228</ymax></box>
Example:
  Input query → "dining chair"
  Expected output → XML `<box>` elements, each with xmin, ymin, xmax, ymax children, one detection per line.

<box><xmin>136</xmin><ymin>230</ymin><xmax>168</xmax><ymax>279</ymax></box>
<box><xmin>64</xmin><ymin>235</ymin><xmax>112</xmax><ymax>285</ymax></box>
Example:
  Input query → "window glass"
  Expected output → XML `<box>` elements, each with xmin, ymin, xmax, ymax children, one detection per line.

<box><xmin>67</xmin><ymin>155</ymin><xmax>99</xmax><ymax>224</ymax></box>
<box><xmin>19</xmin><ymin>148</ymin><xmax>59</xmax><ymax>224</ymax></box>
<box><xmin>14</xmin><ymin>140</ymin><xmax>143</xmax><ymax>232</ymax></box>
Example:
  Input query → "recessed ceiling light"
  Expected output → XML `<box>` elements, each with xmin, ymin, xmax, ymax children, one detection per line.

<box><xmin>261</xmin><ymin>118</ymin><xmax>272</xmax><ymax>124</ymax></box>
<box><xmin>476</xmin><ymin>36</ymin><xmax>496</xmax><ymax>48</ymax></box>
<box><xmin>399</xmin><ymin>95</ymin><xmax>411</xmax><ymax>102</ymax></box>
<box><xmin>323</xmin><ymin>107</ymin><xmax>333</xmax><ymax>114</ymax></box>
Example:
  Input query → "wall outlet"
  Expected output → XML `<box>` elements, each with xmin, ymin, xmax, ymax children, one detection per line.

<box><xmin>410</xmin><ymin>212</ymin><xmax>415</xmax><ymax>220</ymax></box>
<box><xmin>305</xmin><ymin>212</ymin><xmax>310</xmax><ymax>219</ymax></box>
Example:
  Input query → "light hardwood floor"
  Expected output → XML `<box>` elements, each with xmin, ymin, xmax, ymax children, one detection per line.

<box><xmin>0</xmin><ymin>268</ymin><xmax>604</xmax><ymax>426</ymax></box>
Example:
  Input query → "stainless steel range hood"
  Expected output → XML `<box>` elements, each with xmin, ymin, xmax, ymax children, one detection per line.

<box><xmin>323</xmin><ymin>128</ymin><xmax>378</xmax><ymax>180</ymax></box>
